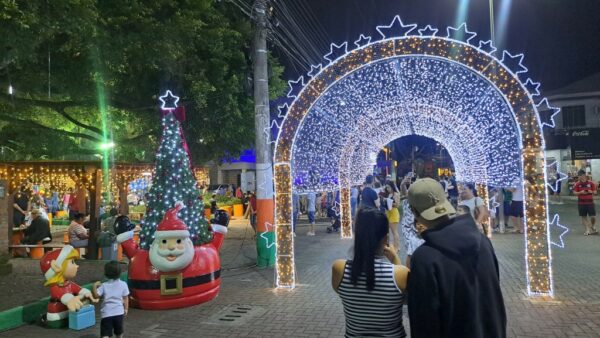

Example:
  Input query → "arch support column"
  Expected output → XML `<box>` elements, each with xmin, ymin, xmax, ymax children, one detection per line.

<box><xmin>274</xmin><ymin>163</ymin><xmax>295</xmax><ymax>288</ymax></box>
<box><xmin>340</xmin><ymin>187</ymin><xmax>352</xmax><ymax>238</ymax></box>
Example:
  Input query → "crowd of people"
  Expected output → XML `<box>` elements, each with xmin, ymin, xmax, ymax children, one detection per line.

<box><xmin>333</xmin><ymin>175</ymin><xmax>507</xmax><ymax>338</ymax></box>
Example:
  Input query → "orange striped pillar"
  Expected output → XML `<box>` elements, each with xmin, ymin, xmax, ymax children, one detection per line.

<box><xmin>256</xmin><ymin>163</ymin><xmax>275</xmax><ymax>267</ymax></box>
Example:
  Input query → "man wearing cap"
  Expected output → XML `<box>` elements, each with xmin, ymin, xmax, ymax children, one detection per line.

<box><xmin>406</xmin><ymin>178</ymin><xmax>506</xmax><ymax>338</ymax></box>
<box><xmin>359</xmin><ymin>175</ymin><xmax>380</xmax><ymax>210</ymax></box>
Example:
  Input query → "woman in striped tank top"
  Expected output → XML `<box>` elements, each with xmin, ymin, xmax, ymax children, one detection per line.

<box><xmin>332</xmin><ymin>208</ymin><xmax>409</xmax><ymax>337</ymax></box>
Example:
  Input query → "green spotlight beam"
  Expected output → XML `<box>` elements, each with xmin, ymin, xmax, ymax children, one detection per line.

<box><xmin>92</xmin><ymin>47</ymin><xmax>112</xmax><ymax>203</ymax></box>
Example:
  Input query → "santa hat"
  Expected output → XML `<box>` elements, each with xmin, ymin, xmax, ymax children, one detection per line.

<box><xmin>155</xmin><ymin>203</ymin><xmax>190</xmax><ymax>239</ymax></box>
<box><xmin>40</xmin><ymin>246</ymin><xmax>76</xmax><ymax>281</ymax></box>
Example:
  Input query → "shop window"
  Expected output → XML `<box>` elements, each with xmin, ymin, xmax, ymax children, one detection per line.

<box><xmin>562</xmin><ymin>105</ymin><xmax>586</xmax><ymax>128</ymax></box>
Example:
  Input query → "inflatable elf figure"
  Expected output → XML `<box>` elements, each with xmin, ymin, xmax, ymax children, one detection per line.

<box><xmin>39</xmin><ymin>246</ymin><xmax>97</xmax><ymax>328</ymax></box>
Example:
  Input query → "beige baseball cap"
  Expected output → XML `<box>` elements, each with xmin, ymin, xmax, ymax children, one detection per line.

<box><xmin>408</xmin><ymin>178</ymin><xmax>456</xmax><ymax>220</ymax></box>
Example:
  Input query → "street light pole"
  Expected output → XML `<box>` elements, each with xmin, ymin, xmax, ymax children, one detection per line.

<box><xmin>252</xmin><ymin>0</ymin><xmax>275</xmax><ymax>267</ymax></box>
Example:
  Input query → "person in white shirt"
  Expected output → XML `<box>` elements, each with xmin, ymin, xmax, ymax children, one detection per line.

<box><xmin>459</xmin><ymin>183</ymin><xmax>490</xmax><ymax>237</ymax></box>
<box><xmin>508</xmin><ymin>178</ymin><xmax>524</xmax><ymax>234</ymax></box>
<box><xmin>93</xmin><ymin>261</ymin><xmax>130</xmax><ymax>338</ymax></box>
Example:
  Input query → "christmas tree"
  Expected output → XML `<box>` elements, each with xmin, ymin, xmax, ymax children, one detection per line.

<box><xmin>139</xmin><ymin>92</ymin><xmax>212</xmax><ymax>249</ymax></box>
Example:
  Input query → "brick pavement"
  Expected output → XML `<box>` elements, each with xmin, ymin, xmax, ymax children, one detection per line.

<box><xmin>4</xmin><ymin>201</ymin><xmax>600</xmax><ymax>337</ymax></box>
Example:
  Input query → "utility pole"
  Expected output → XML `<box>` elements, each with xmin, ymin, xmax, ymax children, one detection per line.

<box><xmin>252</xmin><ymin>0</ymin><xmax>275</xmax><ymax>267</ymax></box>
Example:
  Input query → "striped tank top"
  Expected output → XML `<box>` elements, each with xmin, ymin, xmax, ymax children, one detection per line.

<box><xmin>337</xmin><ymin>258</ymin><xmax>406</xmax><ymax>338</ymax></box>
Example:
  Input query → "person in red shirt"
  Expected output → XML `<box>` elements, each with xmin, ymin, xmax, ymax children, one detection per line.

<box><xmin>573</xmin><ymin>170</ymin><xmax>598</xmax><ymax>235</ymax></box>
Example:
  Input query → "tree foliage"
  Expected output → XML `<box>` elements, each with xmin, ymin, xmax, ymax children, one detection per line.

<box><xmin>0</xmin><ymin>0</ymin><xmax>286</xmax><ymax>163</ymax></box>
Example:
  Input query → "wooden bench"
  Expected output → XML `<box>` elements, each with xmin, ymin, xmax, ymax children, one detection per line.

<box><xmin>9</xmin><ymin>243</ymin><xmax>66</xmax><ymax>259</ymax></box>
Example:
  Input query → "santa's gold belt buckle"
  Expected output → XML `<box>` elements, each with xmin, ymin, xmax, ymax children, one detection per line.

<box><xmin>160</xmin><ymin>273</ymin><xmax>183</xmax><ymax>296</ymax></box>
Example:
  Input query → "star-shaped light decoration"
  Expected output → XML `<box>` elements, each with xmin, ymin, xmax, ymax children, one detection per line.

<box><xmin>264</xmin><ymin>118</ymin><xmax>282</xmax><ymax>145</ymax></box>
<box><xmin>286</xmin><ymin>76</ymin><xmax>305</xmax><ymax>99</ymax></box>
<box><xmin>446</xmin><ymin>23</ymin><xmax>477</xmax><ymax>43</ymax></box>
<box><xmin>524</xmin><ymin>78</ymin><xmax>541</xmax><ymax>97</ymax></box>
<box><xmin>545</xmin><ymin>161</ymin><xmax>568</xmax><ymax>193</ymax></box>
<box><xmin>354</xmin><ymin>34</ymin><xmax>372</xmax><ymax>48</ymax></box>
<box><xmin>159</xmin><ymin>90</ymin><xmax>179</xmax><ymax>110</ymax></box>
<box><xmin>478</xmin><ymin>40</ymin><xmax>497</xmax><ymax>54</ymax></box>
<box><xmin>260</xmin><ymin>222</ymin><xmax>276</xmax><ymax>249</ymax></box>
<box><xmin>536</xmin><ymin>98</ymin><xmax>561</xmax><ymax>129</ymax></box>
<box><xmin>549</xmin><ymin>214</ymin><xmax>569</xmax><ymax>248</ymax></box>
<box><xmin>307</xmin><ymin>64</ymin><xmax>322</xmax><ymax>78</ymax></box>
<box><xmin>376</xmin><ymin>15</ymin><xmax>417</xmax><ymax>39</ymax></box>
<box><xmin>324</xmin><ymin>42</ymin><xmax>349</xmax><ymax>63</ymax></box>
<box><xmin>332</xmin><ymin>201</ymin><xmax>341</xmax><ymax>216</ymax></box>
<box><xmin>489</xmin><ymin>195</ymin><xmax>501</xmax><ymax>210</ymax></box>
<box><xmin>277</xmin><ymin>103</ymin><xmax>290</xmax><ymax>119</ymax></box>
<box><xmin>418</xmin><ymin>25</ymin><xmax>438</xmax><ymax>37</ymax></box>
<box><xmin>256</xmin><ymin>170</ymin><xmax>270</xmax><ymax>197</ymax></box>
<box><xmin>501</xmin><ymin>51</ymin><xmax>528</xmax><ymax>75</ymax></box>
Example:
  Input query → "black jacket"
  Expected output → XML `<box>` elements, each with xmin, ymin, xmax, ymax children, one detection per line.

<box><xmin>23</xmin><ymin>217</ymin><xmax>52</xmax><ymax>244</ymax></box>
<box><xmin>407</xmin><ymin>214</ymin><xmax>506</xmax><ymax>338</ymax></box>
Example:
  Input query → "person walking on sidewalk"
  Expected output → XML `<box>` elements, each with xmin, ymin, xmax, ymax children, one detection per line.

<box><xmin>307</xmin><ymin>192</ymin><xmax>317</xmax><ymax>236</ymax></box>
<box><xmin>574</xmin><ymin>170</ymin><xmax>598</xmax><ymax>235</ymax></box>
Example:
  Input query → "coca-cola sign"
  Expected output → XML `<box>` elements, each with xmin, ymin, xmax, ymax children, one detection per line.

<box><xmin>571</xmin><ymin>130</ymin><xmax>590</xmax><ymax>137</ymax></box>
<box><xmin>569</xmin><ymin>128</ymin><xmax>600</xmax><ymax>159</ymax></box>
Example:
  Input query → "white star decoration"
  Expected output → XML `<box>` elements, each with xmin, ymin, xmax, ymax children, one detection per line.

<box><xmin>307</xmin><ymin>64</ymin><xmax>322</xmax><ymax>78</ymax></box>
<box><xmin>546</xmin><ymin>161</ymin><xmax>568</xmax><ymax>192</ymax></box>
<box><xmin>159</xmin><ymin>90</ymin><xmax>179</xmax><ymax>110</ymax></box>
<box><xmin>376</xmin><ymin>15</ymin><xmax>417</xmax><ymax>39</ymax></box>
<box><xmin>354</xmin><ymin>34</ymin><xmax>372</xmax><ymax>48</ymax></box>
<box><xmin>501</xmin><ymin>51</ymin><xmax>528</xmax><ymax>75</ymax></box>
<box><xmin>536</xmin><ymin>98</ymin><xmax>561</xmax><ymax>129</ymax></box>
<box><xmin>324</xmin><ymin>42</ymin><xmax>349</xmax><ymax>63</ymax></box>
<box><xmin>332</xmin><ymin>201</ymin><xmax>341</xmax><ymax>216</ymax></box>
<box><xmin>549</xmin><ymin>214</ymin><xmax>569</xmax><ymax>248</ymax></box>
<box><xmin>264</xmin><ymin>119</ymin><xmax>282</xmax><ymax>145</ymax></box>
<box><xmin>287</xmin><ymin>76</ymin><xmax>306</xmax><ymax>99</ymax></box>
<box><xmin>478</xmin><ymin>40</ymin><xmax>497</xmax><ymax>54</ymax></box>
<box><xmin>418</xmin><ymin>25</ymin><xmax>438</xmax><ymax>37</ymax></box>
<box><xmin>261</xmin><ymin>222</ymin><xmax>276</xmax><ymax>248</ymax></box>
<box><xmin>524</xmin><ymin>78</ymin><xmax>541</xmax><ymax>97</ymax></box>
<box><xmin>446</xmin><ymin>23</ymin><xmax>477</xmax><ymax>43</ymax></box>
<box><xmin>489</xmin><ymin>196</ymin><xmax>501</xmax><ymax>210</ymax></box>
<box><xmin>277</xmin><ymin>103</ymin><xmax>290</xmax><ymax>119</ymax></box>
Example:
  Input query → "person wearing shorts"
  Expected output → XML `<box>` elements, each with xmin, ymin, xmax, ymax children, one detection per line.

<box><xmin>573</xmin><ymin>170</ymin><xmax>597</xmax><ymax>235</ymax></box>
<box><xmin>508</xmin><ymin>179</ymin><xmax>524</xmax><ymax>234</ymax></box>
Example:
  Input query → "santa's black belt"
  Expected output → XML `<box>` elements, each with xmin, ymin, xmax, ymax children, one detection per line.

<box><xmin>128</xmin><ymin>269</ymin><xmax>221</xmax><ymax>290</ymax></box>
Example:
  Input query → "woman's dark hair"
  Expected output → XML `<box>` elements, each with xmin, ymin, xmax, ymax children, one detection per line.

<box><xmin>351</xmin><ymin>208</ymin><xmax>389</xmax><ymax>291</ymax></box>
<box><xmin>74</xmin><ymin>213</ymin><xmax>85</xmax><ymax>222</ymax></box>
<box><xmin>465</xmin><ymin>183</ymin><xmax>478</xmax><ymax>197</ymax></box>
<box><xmin>104</xmin><ymin>260</ymin><xmax>121</xmax><ymax>279</ymax></box>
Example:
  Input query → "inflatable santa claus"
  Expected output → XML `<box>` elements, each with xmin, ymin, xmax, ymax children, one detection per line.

<box><xmin>116</xmin><ymin>204</ymin><xmax>228</xmax><ymax>310</ymax></box>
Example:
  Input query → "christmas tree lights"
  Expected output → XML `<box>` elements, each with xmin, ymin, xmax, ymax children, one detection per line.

<box><xmin>140</xmin><ymin>92</ymin><xmax>211</xmax><ymax>249</ymax></box>
<box><xmin>272</xmin><ymin>17</ymin><xmax>555</xmax><ymax>296</ymax></box>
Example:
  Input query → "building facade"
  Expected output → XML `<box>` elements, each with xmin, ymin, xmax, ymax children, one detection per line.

<box><xmin>544</xmin><ymin>72</ymin><xmax>600</xmax><ymax>192</ymax></box>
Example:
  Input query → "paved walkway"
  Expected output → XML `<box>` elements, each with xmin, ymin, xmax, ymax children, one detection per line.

<box><xmin>4</xmin><ymin>201</ymin><xmax>600</xmax><ymax>337</ymax></box>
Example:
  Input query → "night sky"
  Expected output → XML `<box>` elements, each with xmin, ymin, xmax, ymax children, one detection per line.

<box><xmin>273</xmin><ymin>0</ymin><xmax>600</xmax><ymax>91</ymax></box>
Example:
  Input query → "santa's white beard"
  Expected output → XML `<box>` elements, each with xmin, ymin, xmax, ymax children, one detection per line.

<box><xmin>149</xmin><ymin>238</ymin><xmax>195</xmax><ymax>272</ymax></box>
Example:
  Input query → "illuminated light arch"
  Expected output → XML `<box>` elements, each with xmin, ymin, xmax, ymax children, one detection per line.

<box><xmin>273</xmin><ymin>17</ymin><xmax>559</xmax><ymax>297</ymax></box>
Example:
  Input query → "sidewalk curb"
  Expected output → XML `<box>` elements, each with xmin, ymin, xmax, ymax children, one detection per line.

<box><xmin>0</xmin><ymin>272</ymin><xmax>128</xmax><ymax>332</ymax></box>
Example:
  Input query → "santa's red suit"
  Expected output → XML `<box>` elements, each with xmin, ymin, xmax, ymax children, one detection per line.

<box><xmin>117</xmin><ymin>206</ymin><xmax>227</xmax><ymax>310</ymax></box>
